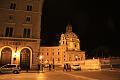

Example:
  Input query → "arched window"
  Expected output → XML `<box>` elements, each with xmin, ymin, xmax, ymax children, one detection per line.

<box><xmin>1</xmin><ymin>47</ymin><xmax>12</xmax><ymax>66</ymax></box>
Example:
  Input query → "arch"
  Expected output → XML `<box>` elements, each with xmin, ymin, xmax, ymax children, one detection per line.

<box><xmin>0</xmin><ymin>46</ymin><xmax>13</xmax><ymax>59</ymax></box>
<box><xmin>0</xmin><ymin>47</ymin><xmax>12</xmax><ymax>66</ymax></box>
<box><xmin>20</xmin><ymin>47</ymin><xmax>32</xmax><ymax>70</ymax></box>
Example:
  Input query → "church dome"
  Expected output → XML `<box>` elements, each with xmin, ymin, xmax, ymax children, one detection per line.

<box><xmin>59</xmin><ymin>24</ymin><xmax>80</xmax><ymax>51</ymax></box>
<box><xmin>65</xmin><ymin>32</ymin><xmax>78</xmax><ymax>39</ymax></box>
<box><xmin>64</xmin><ymin>24</ymin><xmax>79</xmax><ymax>42</ymax></box>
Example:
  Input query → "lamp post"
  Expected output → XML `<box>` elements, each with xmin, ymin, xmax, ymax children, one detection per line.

<box><xmin>39</xmin><ymin>55</ymin><xmax>43</xmax><ymax>72</ymax></box>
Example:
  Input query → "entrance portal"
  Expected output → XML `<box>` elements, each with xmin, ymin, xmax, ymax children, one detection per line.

<box><xmin>0</xmin><ymin>47</ymin><xmax>12</xmax><ymax>66</ymax></box>
<box><xmin>20</xmin><ymin>48</ymin><xmax>30</xmax><ymax>70</ymax></box>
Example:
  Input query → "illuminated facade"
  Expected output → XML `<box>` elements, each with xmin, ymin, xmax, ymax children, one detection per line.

<box><xmin>0</xmin><ymin>0</ymin><xmax>44</xmax><ymax>70</ymax></box>
<box><xmin>40</xmin><ymin>24</ymin><xmax>85</xmax><ymax>65</ymax></box>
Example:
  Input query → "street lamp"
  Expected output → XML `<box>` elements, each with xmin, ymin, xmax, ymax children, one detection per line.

<box><xmin>39</xmin><ymin>55</ymin><xmax>43</xmax><ymax>60</ymax></box>
<box><xmin>39</xmin><ymin>55</ymin><xmax>43</xmax><ymax>72</ymax></box>
<box><xmin>13</xmin><ymin>47</ymin><xmax>20</xmax><ymax>63</ymax></box>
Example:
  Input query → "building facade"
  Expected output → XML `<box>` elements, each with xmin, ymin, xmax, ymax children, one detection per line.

<box><xmin>0</xmin><ymin>0</ymin><xmax>44</xmax><ymax>70</ymax></box>
<box><xmin>40</xmin><ymin>24</ymin><xmax>85</xmax><ymax>66</ymax></box>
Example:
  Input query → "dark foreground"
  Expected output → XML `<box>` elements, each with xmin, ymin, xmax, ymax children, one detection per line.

<box><xmin>0</xmin><ymin>70</ymin><xmax>120</xmax><ymax>80</ymax></box>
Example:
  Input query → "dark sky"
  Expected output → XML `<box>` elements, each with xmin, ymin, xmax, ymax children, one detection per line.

<box><xmin>41</xmin><ymin>0</ymin><xmax>120</xmax><ymax>57</ymax></box>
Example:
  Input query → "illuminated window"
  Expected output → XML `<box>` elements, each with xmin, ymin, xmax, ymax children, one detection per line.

<box><xmin>23</xmin><ymin>28</ymin><xmax>30</xmax><ymax>38</ymax></box>
<box><xmin>5</xmin><ymin>27</ymin><xmax>13</xmax><ymax>37</ymax></box>
<box><xmin>10</xmin><ymin>3</ymin><xmax>16</xmax><ymax>10</ymax></box>
<box><xmin>27</xmin><ymin>5</ymin><xmax>32</xmax><ymax>11</ymax></box>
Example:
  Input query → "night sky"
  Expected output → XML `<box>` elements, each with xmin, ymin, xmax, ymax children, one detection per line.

<box><xmin>41</xmin><ymin>0</ymin><xmax>120</xmax><ymax>57</ymax></box>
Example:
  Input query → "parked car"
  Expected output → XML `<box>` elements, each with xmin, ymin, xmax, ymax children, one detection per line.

<box><xmin>0</xmin><ymin>64</ymin><xmax>21</xmax><ymax>74</ymax></box>
<box><xmin>71</xmin><ymin>64</ymin><xmax>81</xmax><ymax>71</ymax></box>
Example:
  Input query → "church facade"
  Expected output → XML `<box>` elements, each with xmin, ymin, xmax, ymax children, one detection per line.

<box><xmin>0</xmin><ymin>0</ymin><xmax>44</xmax><ymax>70</ymax></box>
<box><xmin>40</xmin><ymin>24</ymin><xmax>85</xmax><ymax>65</ymax></box>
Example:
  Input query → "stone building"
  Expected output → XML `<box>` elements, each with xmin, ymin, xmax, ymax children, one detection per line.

<box><xmin>40</xmin><ymin>24</ymin><xmax>85</xmax><ymax>66</ymax></box>
<box><xmin>0</xmin><ymin>0</ymin><xmax>44</xmax><ymax>70</ymax></box>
